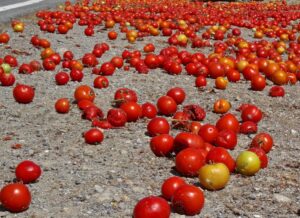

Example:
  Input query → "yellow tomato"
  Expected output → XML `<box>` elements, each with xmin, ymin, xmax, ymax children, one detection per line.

<box><xmin>236</xmin><ymin>151</ymin><xmax>261</xmax><ymax>176</ymax></box>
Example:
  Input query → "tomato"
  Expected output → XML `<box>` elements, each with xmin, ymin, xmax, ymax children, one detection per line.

<box><xmin>215</xmin><ymin>77</ymin><xmax>228</xmax><ymax>90</ymax></box>
<box><xmin>172</xmin><ymin>111</ymin><xmax>190</xmax><ymax>129</ymax></box>
<box><xmin>236</xmin><ymin>151</ymin><xmax>261</xmax><ymax>176</ymax></box>
<box><xmin>77</xmin><ymin>99</ymin><xmax>95</xmax><ymax>111</ymax></box>
<box><xmin>242</xmin><ymin>65</ymin><xmax>259</xmax><ymax>80</ymax></box>
<box><xmin>120</xmin><ymin>101</ymin><xmax>142</xmax><ymax>122</ymax></box>
<box><xmin>110</xmin><ymin>56</ymin><xmax>123</xmax><ymax>68</ymax></box>
<box><xmin>251</xmin><ymin>75</ymin><xmax>266</xmax><ymax>91</ymax></box>
<box><xmin>100</xmin><ymin>62</ymin><xmax>115</xmax><ymax>76</ymax></box>
<box><xmin>107</xmin><ymin>108</ymin><xmax>127</xmax><ymax>127</ymax></box>
<box><xmin>172</xmin><ymin>184</ymin><xmax>205</xmax><ymax>216</ymax></box>
<box><xmin>84</xmin><ymin>128</ymin><xmax>104</xmax><ymax>144</ymax></box>
<box><xmin>74</xmin><ymin>85</ymin><xmax>95</xmax><ymax>102</ymax></box>
<box><xmin>175</xmin><ymin>147</ymin><xmax>206</xmax><ymax>177</ymax></box>
<box><xmin>82</xmin><ymin>106</ymin><xmax>104</xmax><ymax>121</ymax></box>
<box><xmin>150</xmin><ymin>134</ymin><xmax>174</xmax><ymax>157</ymax></box>
<box><xmin>144</xmin><ymin>54</ymin><xmax>160</xmax><ymax>69</ymax></box>
<box><xmin>183</xmin><ymin>104</ymin><xmax>206</xmax><ymax>121</ymax></box>
<box><xmin>55</xmin><ymin>72</ymin><xmax>69</xmax><ymax>85</ymax></box>
<box><xmin>0</xmin><ymin>183</ymin><xmax>31</xmax><ymax>213</ymax></box>
<box><xmin>250</xmin><ymin>132</ymin><xmax>273</xmax><ymax>153</ymax></box>
<box><xmin>156</xmin><ymin>95</ymin><xmax>177</xmax><ymax>116</ymax></box>
<box><xmin>161</xmin><ymin>176</ymin><xmax>186</xmax><ymax>201</ymax></box>
<box><xmin>174</xmin><ymin>132</ymin><xmax>204</xmax><ymax>154</ymax></box>
<box><xmin>206</xmin><ymin>147</ymin><xmax>235</xmax><ymax>172</ymax></box>
<box><xmin>198</xmin><ymin>163</ymin><xmax>230</xmax><ymax>190</ymax></box>
<box><xmin>269</xmin><ymin>86</ymin><xmax>285</xmax><ymax>97</ymax></box>
<box><xmin>13</xmin><ymin>84</ymin><xmax>35</xmax><ymax>104</ymax></box>
<box><xmin>241</xmin><ymin>105</ymin><xmax>263</xmax><ymax>123</ymax></box>
<box><xmin>213</xmin><ymin>99</ymin><xmax>231</xmax><ymax>114</ymax></box>
<box><xmin>70</xmin><ymin>69</ymin><xmax>84</xmax><ymax>82</ymax></box>
<box><xmin>248</xmin><ymin>147</ymin><xmax>268</xmax><ymax>168</ymax></box>
<box><xmin>208</xmin><ymin>62</ymin><xmax>225</xmax><ymax>79</ymax></box>
<box><xmin>55</xmin><ymin>98</ymin><xmax>70</xmax><ymax>114</ymax></box>
<box><xmin>82</xmin><ymin>53</ymin><xmax>98</xmax><ymax>67</ymax></box>
<box><xmin>226</xmin><ymin>69</ymin><xmax>240</xmax><ymax>82</ymax></box>
<box><xmin>114</xmin><ymin>88</ymin><xmax>138</xmax><ymax>106</ymax></box>
<box><xmin>18</xmin><ymin>64</ymin><xmax>33</xmax><ymax>74</ymax></box>
<box><xmin>94</xmin><ymin>76</ymin><xmax>109</xmax><ymax>89</ymax></box>
<box><xmin>195</xmin><ymin>76</ymin><xmax>207</xmax><ymax>87</ymax></box>
<box><xmin>215</xmin><ymin>129</ymin><xmax>237</xmax><ymax>150</ymax></box>
<box><xmin>133</xmin><ymin>196</ymin><xmax>170</xmax><ymax>218</ymax></box>
<box><xmin>216</xmin><ymin>113</ymin><xmax>240</xmax><ymax>133</ymax></box>
<box><xmin>198</xmin><ymin>124</ymin><xmax>219</xmax><ymax>144</ymax></box>
<box><xmin>15</xmin><ymin>160</ymin><xmax>42</xmax><ymax>184</ymax></box>
<box><xmin>147</xmin><ymin>117</ymin><xmax>170</xmax><ymax>136</ymax></box>
<box><xmin>0</xmin><ymin>72</ymin><xmax>15</xmax><ymax>86</ymax></box>
<box><xmin>141</xmin><ymin>102</ymin><xmax>157</xmax><ymax>119</ymax></box>
<box><xmin>166</xmin><ymin>87</ymin><xmax>186</xmax><ymax>105</ymax></box>
<box><xmin>63</xmin><ymin>51</ymin><xmax>74</xmax><ymax>60</ymax></box>
<box><xmin>188</xmin><ymin>121</ymin><xmax>202</xmax><ymax>134</ymax></box>
<box><xmin>108</xmin><ymin>31</ymin><xmax>118</xmax><ymax>40</ymax></box>
<box><xmin>239</xmin><ymin>121</ymin><xmax>257</xmax><ymax>134</ymax></box>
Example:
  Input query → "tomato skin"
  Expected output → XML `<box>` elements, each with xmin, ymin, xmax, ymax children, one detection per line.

<box><xmin>84</xmin><ymin>128</ymin><xmax>104</xmax><ymax>144</ymax></box>
<box><xmin>74</xmin><ymin>85</ymin><xmax>95</xmax><ymax>103</ymax></box>
<box><xmin>120</xmin><ymin>101</ymin><xmax>142</xmax><ymax>122</ymax></box>
<box><xmin>0</xmin><ymin>183</ymin><xmax>31</xmax><ymax>213</ymax></box>
<box><xmin>216</xmin><ymin>113</ymin><xmax>240</xmax><ymax>133</ymax></box>
<box><xmin>239</xmin><ymin>121</ymin><xmax>257</xmax><ymax>134</ymax></box>
<box><xmin>215</xmin><ymin>129</ymin><xmax>237</xmax><ymax>150</ymax></box>
<box><xmin>269</xmin><ymin>86</ymin><xmax>285</xmax><ymax>97</ymax></box>
<box><xmin>0</xmin><ymin>72</ymin><xmax>15</xmax><ymax>86</ymax></box>
<box><xmin>141</xmin><ymin>102</ymin><xmax>157</xmax><ymax>119</ymax></box>
<box><xmin>150</xmin><ymin>134</ymin><xmax>174</xmax><ymax>157</ymax></box>
<box><xmin>156</xmin><ymin>95</ymin><xmax>177</xmax><ymax>116</ymax></box>
<box><xmin>241</xmin><ymin>105</ymin><xmax>263</xmax><ymax>123</ymax></box>
<box><xmin>172</xmin><ymin>184</ymin><xmax>205</xmax><ymax>216</ymax></box>
<box><xmin>175</xmin><ymin>148</ymin><xmax>206</xmax><ymax>177</ymax></box>
<box><xmin>15</xmin><ymin>160</ymin><xmax>42</xmax><ymax>184</ymax></box>
<box><xmin>55</xmin><ymin>72</ymin><xmax>69</xmax><ymax>85</ymax></box>
<box><xmin>161</xmin><ymin>176</ymin><xmax>186</xmax><ymax>201</ymax></box>
<box><xmin>114</xmin><ymin>88</ymin><xmax>138</xmax><ymax>106</ymax></box>
<box><xmin>251</xmin><ymin>75</ymin><xmax>266</xmax><ymax>91</ymax></box>
<box><xmin>250</xmin><ymin>132</ymin><xmax>273</xmax><ymax>153</ymax></box>
<box><xmin>70</xmin><ymin>69</ymin><xmax>84</xmax><ymax>82</ymax></box>
<box><xmin>107</xmin><ymin>108</ymin><xmax>127</xmax><ymax>127</ymax></box>
<box><xmin>236</xmin><ymin>151</ymin><xmax>261</xmax><ymax>176</ymax></box>
<box><xmin>166</xmin><ymin>87</ymin><xmax>186</xmax><ymax>105</ymax></box>
<box><xmin>206</xmin><ymin>147</ymin><xmax>235</xmax><ymax>172</ymax></box>
<box><xmin>13</xmin><ymin>84</ymin><xmax>35</xmax><ymax>104</ymax></box>
<box><xmin>147</xmin><ymin>117</ymin><xmax>170</xmax><ymax>136</ymax></box>
<box><xmin>174</xmin><ymin>132</ymin><xmax>204</xmax><ymax>154</ymax></box>
<box><xmin>248</xmin><ymin>147</ymin><xmax>268</xmax><ymax>168</ymax></box>
<box><xmin>93</xmin><ymin>76</ymin><xmax>109</xmax><ymax>89</ymax></box>
<box><xmin>198</xmin><ymin>124</ymin><xmax>219</xmax><ymax>144</ymax></box>
<box><xmin>55</xmin><ymin>98</ymin><xmax>70</xmax><ymax>113</ymax></box>
<box><xmin>133</xmin><ymin>196</ymin><xmax>170</xmax><ymax>218</ymax></box>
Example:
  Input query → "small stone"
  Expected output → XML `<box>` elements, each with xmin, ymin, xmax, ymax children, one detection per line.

<box><xmin>273</xmin><ymin>194</ymin><xmax>292</xmax><ymax>203</ymax></box>
<box><xmin>94</xmin><ymin>185</ymin><xmax>104</xmax><ymax>193</ymax></box>
<box><xmin>291</xmin><ymin>129</ymin><xmax>298</xmax><ymax>136</ymax></box>
<box><xmin>253</xmin><ymin>215</ymin><xmax>262</xmax><ymax>218</ymax></box>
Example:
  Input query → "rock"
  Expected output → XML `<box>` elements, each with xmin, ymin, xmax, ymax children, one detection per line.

<box><xmin>94</xmin><ymin>185</ymin><xmax>104</xmax><ymax>193</ymax></box>
<box><xmin>273</xmin><ymin>194</ymin><xmax>292</xmax><ymax>203</ymax></box>
<box><xmin>291</xmin><ymin>129</ymin><xmax>298</xmax><ymax>136</ymax></box>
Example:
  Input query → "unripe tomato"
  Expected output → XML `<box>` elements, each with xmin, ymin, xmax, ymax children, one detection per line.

<box><xmin>236</xmin><ymin>151</ymin><xmax>261</xmax><ymax>176</ymax></box>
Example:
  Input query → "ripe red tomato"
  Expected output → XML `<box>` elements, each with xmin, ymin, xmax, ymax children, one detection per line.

<box><xmin>70</xmin><ymin>69</ymin><xmax>84</xmax><ymax>82</ymax></box>
<box><xmin>144</xmin><ymin>54</ymin><xmax>160</xmax><ymax>69</ymax></box>
<box><xmin>110</xmin><ymin>56</ymin><xmax>123</xmax><ymax>68</ymax></box>
<box><xmin>251</xmin><ymin>75</ymin><xmax>266</xmax><ymax>91</ymax></box>
<box><xmin>241</xmin><ymin>105</ymin><xmax>263</xmax><ymax>123</ymax></box>
<box><xmin>150</xmin><ymin>134</ymin><xmax>174</xmax><ymax>157</ymax></box>
<box><xmin>195</xmin><ymin>76</ymin><xmax>207</xmax><ymax>87</ymax></box>
<box><xmin>156</xmin><ymin>95</ymin><xmax>177</xmax><ymax>116</ymax></box>
<box><xmin>147</xmin><ymin>117</ymin><xmax>170</xmax><ymax>136</ymax></box>
<box><xmin>0</xmin><ymin>72</ymin><xmax>15</xmax><ymax>86</ymax></box>
<box><xmin>215</xmin><ymin>129</ymin><xmax>237</xmax><ymax>150</ymax></box>
<box><xmin>93</xmin><ymin>76</ymin><xmax>109</xmax><ymax>89</ymax></box>
<box><xmin>198</xmin><ymin>124</ymin><xmax>219</xmax><ymax>144</ymax></box>
<box><xmin>77</xmin><ymin>99</ymin><xmax>95</xmax><ymax>111</ymax></box>
<box><xmin>15</xmin><ymin>160</ymin><xmax>42</xmax><ymax>184</ymax></box>
<box><xmin>175</xmin><ymin>147</ymin><xmax>206</xmax><ymax>177</ymax></box>
<box><xmin>120</xmin><ymin>101</ymin><xmax>142</xmax><ymax>122</ymax></box>
<box><xmin>84</xmin><ymin>128</ymin><xmax>104</xmax><ymax>144</ymax></box>
<box><xmin>13</xmin><ymin>84</ymin><xmax>35</xmax><ymax>104</ymax></box>
<box><xmin>141</xmin><ymin>102</ymin><xmax>157</xmax><ymax>119</ymax></box>
<box><xmin>172</xmin><ymin>184</ymin><xmax>205</xmax><ymax>216</ymax></box>
<box><xmin>269</xmin><ymin>86</ymin><xmax>285</xmax><ymax>97</ymax></box>
<box><xmin>100</xmin><ymin>62</ymin><xmax>115</xmax><ymax>76</ymax></box>
<box><xmin>74</xmin><ymin>85</ymin><xmax>95</xmax><ymax>102</ymax></box>
<box><xmin>0</xmin><ymin>183</ymin><xmax>31</xmax><ymax>213</ymax></box>
<box><xmin>114</xmin><ymin>88</ymin><xmax>138</xmax><ymax>106</ymax></box>
<box><xmin>55</xmin><ymin>72</ymin><xmax>69</xmax><ymax>85</ymax></box>
<box><xmin>166</xmin><ymin>87</ymin><xmax>186</xmax><ymax>105</ymax></box>
<box><xmin>161</xmin><ymin>176</ymin><xmax>186</xmax><ymax>201</ymax></box>
<box><xmin>216</xmin><ymin>113</ymin><xmax>240</xmax><ymax>133</ymax></box>
<box><xmin>174</xmin><ymin>132</ymin><xmax>204</xmax><ymax>154</ymax></box>
<box><xmin>250</xmin><ymin>132</ymin><xmax>273</xmax><ymax>153</ymax></box>
<box><xmin>63</xmin><ymin>50</ymin><xmax>74</xmax><ymax>60</ymax></box>
<box><xmin>133</xmin><ymin>196</ymin><xmax>170</xmax><ymax>218</ymax></box>
<box><xmin>239</xmin><ymin>121</ymin><xmax>258</xmax><ymax>134</ymax></box>
<box><xmin>82</xmin><ymin>106</ymin><xmax>104</xmax><ymax>121</ymax></box>
<box><xmin>208</xmin><ymin>62</ymin><xmax>225</xmax><ymax>79</ymax></box>
<box><xmin>107</xmin><ymin>108</ymin><xmax>127</xmax><ymax>127</ymax></box>
<box><xmin>108</xmin><ymin>31</ymin><xmax>118</xmax><ymax>40</ymax></box>
<box><xmin>206</xmin><ymin>147</ymin><xmax>235</xmax><ymax>172</ymax></box>
<box><xmin>55</xmin><ymin>98</ymin><xmax>70</xmax><ymax>113</ymax></box>
<box><xmin>248</xmin><ymin>147</ymin><xmax>268</xmax><ymax>168</ymax></box>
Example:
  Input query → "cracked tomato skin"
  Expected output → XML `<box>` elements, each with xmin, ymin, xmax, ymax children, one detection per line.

<box><xmin>107</xmin><ymin>108</ymin><xmax>127</xmax><ymax>127</ymax></box>
<box><xmin>133</xmin><ymin>196</ymin><xmax>170</xmax><ymax>218</ymax></box>
<box><xmin>183</xmin><ymin>104</ymin><xmax>206</xmax><ymax>121</ymax></box>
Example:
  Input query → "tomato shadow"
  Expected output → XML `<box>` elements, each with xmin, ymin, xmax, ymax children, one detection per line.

<box><xmin>0</xmin><ymin>205</ymin><xmax>6</xmax><ymax>212</ymax></box>
<box><xmin>169</xmin><ymin>167</ymin><xmax>182</xmax><ymax>177</ymax></box>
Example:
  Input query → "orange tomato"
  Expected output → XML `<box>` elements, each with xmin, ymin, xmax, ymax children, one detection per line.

<box><xmin>215</xmin><ymin>77</ymin><xmax>228</xmax><ymax>90</ymax></box>
<box><xmin>213</xmin><ymin>99</ymin><xmax>231</xmax><ymax>114</ymax></box>
<box><xmin>271</xmin><ymin>70</ymin><xmax>288</xmax><ymax>85</ymax></box>
<box><xmin>74</xmin><ymin>85</ymin><xmax>96</xmax><ymax>102</ymax></box>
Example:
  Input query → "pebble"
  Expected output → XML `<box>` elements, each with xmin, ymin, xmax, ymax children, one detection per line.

<box><xmin>273</xmin><ymin>194</ymin><xmax>292</xmax><ymax>203</ymax></box>
<box><xmin>291</xmin><ymin>129</ymin><xmax>298</xmax><ymax>136</ymax></box>
<box><xmin>94</xmin><ymin>185</ymin><xmax>104</xmax><ymax>193</ymax></box>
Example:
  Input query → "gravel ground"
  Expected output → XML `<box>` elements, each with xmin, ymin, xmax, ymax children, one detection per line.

<box><xmin>0</xmin><ymin>1</ymin><xmax>300</xmax><ymax>218</ymax></box>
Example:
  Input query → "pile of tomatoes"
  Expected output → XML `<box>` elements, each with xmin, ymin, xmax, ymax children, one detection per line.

<box><xmin>0</xmin><ymin>0</ymin><xmax>298</xmax><ymax>215</ymax></box>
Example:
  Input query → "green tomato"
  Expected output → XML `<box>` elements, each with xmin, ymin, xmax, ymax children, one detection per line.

<box><xmin>1</xmin><ymin>63</ymin><xmax>11</xmax><ymax>73</ymax></box>
<box><xmin>236</xmin><ymin>151</ymin><xmax>261</xmax><ymax>176</ymax></box>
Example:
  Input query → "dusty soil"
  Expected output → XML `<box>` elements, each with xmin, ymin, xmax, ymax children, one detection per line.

<box><xmin>0</xmin><ymin>1</ymin><xmax>299</xmax><ymax>218</ymax></box>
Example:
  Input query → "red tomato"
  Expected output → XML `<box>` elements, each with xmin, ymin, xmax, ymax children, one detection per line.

<box><xmin>133</xmin><ymin>196</ymin><xmax>170</xmax><ymax>218</ymax></box>
<box><xmin>147</xmin><ymin>117</ymin><xmax>170</xmax><ymax>136</ymax></box>
<box><xmin>92</xmin><ymin>119</ymin><xmax>113</xmax><ymax>129</ymax></box>
<box><xmin>70</xmin><ymin>69</ymin><xmax>84</xmax><ymax>82</ymax></box>
<box><xmin>250</xmin><ymin>132</ymin><xmax>273</xmax><ymax>153</ymax></box>
<box><xmin>107</xmin><ymin>108</ymin><xmax>127</xmax><ymax>127</ymax></box>
<box><xmin>77</xmin><ymin>99</ymin><xmax>95</xmax><ymax>111</ymax></box>
<box><xmin>110</xmin><ymin>56</ymin><xmax>123</xmax><ymax>68</ymax></box>
<box><xmin>161</xmin><ymin>176</ymin><xmax>186</xmax><ymax>201</ymax></box>
<box><xmin>215</xmin><ymin>129</ymin><xmax>237</xmax><ymax>150</ymax></box>
<box><xmin>82</xmin><ymin>106</ymin><xmax>104</xmax><ymax>121</ymax></box>
<box><xmin>0</xmin><ymin>72</ymin><xmax>15</xmax><ymax>86</ymax></box>
<box><xmin>166</xmin><ymin>87</ymin><xmax>186</xmax><ymax>105</ymax></box>
<box><xmin>239</xmin><ymin>121</ymin><xmax>258</xmax><ymax>134</ymax></box>
<box><xmin>84</xmin><ymin>128</ymin><xmax>104</xmax><ymax>144</ymax></box>
<box><xmin>15</xmin><ymin>160</ymin><xmax>42</xmax><ymax>184</ymax></box>
<box><xmin>174</xmin><ymin>132</ymin><xmax>204</xmax><ymax>154</ymax></box>
<box><xmin>269</xmin><ymin>86</ymin><xmax>285</xmax><ymax>97</ymax></box>
<box><xmin>206</xmin><ymin>147</ymin><xmax>236</xmax><ymax>172</ymax></box>
<box><xmin>55</xmin><ymin>98</ymin><xmax>70</xmax><ymax>113</ymax></box>
<box><xmin>208</xmin><ymin>62</ymin><xmax>225</xmax><ymax>79</ymax></box>
<box><xmin>216</xmin><ymin>113</ymin><xmax>240</xmax><ymax>133</ymax></box>
<box><xmin>248</xmin><ymin>147</ymin><xmax>268</xmax><ymax>168</ymax></box>
<box><xmin>156</xmin><ymin>95</ymin><xmax>177</xmax><ymax>116</ymax></box>
<box><xmin>241</xmin><ymin>105</ymin><xmax>263</xmax><ymax>123</ymax></box>
<box><xmin>94</xmin><ymin>76</ymin><xmax>109</xmax><ymax>89</ymax></box>
<box><xmin>55</xmin><ymin>72</ymin><xmax>69</xmax><ymax>85</ymax></box>
<box><xmin>172</xmin><ymin>184</ymin><xmax>205</xmax><ymax>216</ymax></box>
<box><xmin>120</xmin><ymin>101</ymin><xmax>142</xmax><ymax>122</ymax></box>
<box><xmin>144</xmin><ymin>54</ymin><xmax>160</xmax><ymax>69</ymax></box>
<box><xmin>175</xmin><ymin>147</ymin><xmax>206</xmax><ymax>177</ymax></box>
<box><xmin>13</xmin><ymin>84</ymin><xmax>35</xmax><ymax>104</ymax></box>
<box><xmin>150</xmin><ymin>134</ymin><xmax>174</xmax><ymax>157</ymax></box>
<box><xmin>141</xmin><ymin>102</ymin><xmax>157</xmax><ymax>119</ymax></box>
<box><xmin>114</xmin><ymin>88</ymin><xmax>138</xmax><ymax>106</ymax></box>
<box><xmin>0</xmin><ymin>183</ymin><xmax>31</xmax><ymax>213</ymax></box>
<box><xmin>100</xmin><ymin>62</ymin><xmax>115</xmax><ymax>76</ymax></box>
<box><xmin>251</xmin><ymin>75</ymin><xmax>266</xmax><ymax>91</ymax></box>
<box><xmin>195</xmin><ymin>76</ymin><xmax>207</xmax><ymax>87</ymax></box>
<box><xmin>74</xmin><ymin>85</ymin><xmax>95</xmax><ymax>102</ymax></box>
<box><xmin>198</xmin><ymin>124</ymin><xmax>219</xmax><ymax>144</ymax></box>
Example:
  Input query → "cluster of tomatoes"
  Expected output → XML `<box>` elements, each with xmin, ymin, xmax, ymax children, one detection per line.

<box><xmin>0</xmin><ymin>0</ymin><xmax>298</xmax><ymax>215</ymax></box>
<box><xmin>0</xmin><ymin>161</ymin><xmax>41</xmax><ymax>213</ymax></box>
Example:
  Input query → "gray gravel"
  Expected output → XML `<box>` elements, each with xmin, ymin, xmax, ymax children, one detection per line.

<box><xmin>0</xmin><ymin>1</ymin><xmax>300</xmax><ymax>218</ymax></box>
